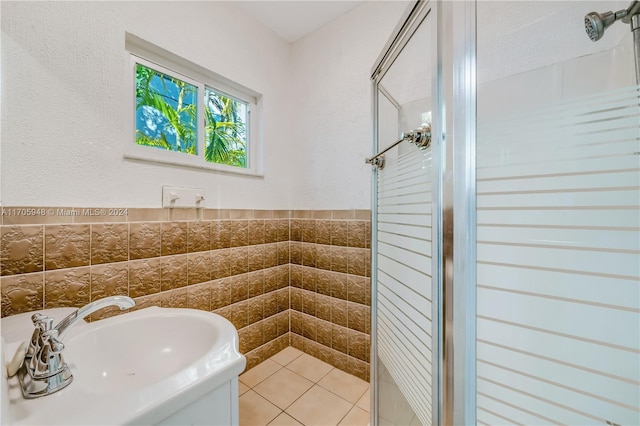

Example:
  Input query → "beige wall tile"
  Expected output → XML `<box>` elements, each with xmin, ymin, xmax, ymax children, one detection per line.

<box><xmin>277</xmin><ymin>242</ymin><xmax>289</xmax><ymax>265</ymax></box>
<box><xmin>330</xmin><ymin>273</ymin><xmax>347</xmax><ymax>301</ymax></box>
<box><xmin>44</xmin><ymin>224</ymin><xmax>90</xmax><ymax>270</ymax></box>
<box><xmin>0</xmin><ymin>272</ymin><xmax>43</xmax><ymax>316</ymax></box>
<box><xmin>354</xmin><ymin>210</ymin><xmax>371</xmax><ymax>221</ymax></box>
<box><xmin>347</xmin><ymin>221</ymin><xmax>367</xmax><ymax>248</ymax></box>
<box><xmin>229</xmin><ymin>209</ymin><xmax>253</xmax><ymax>220</ymax></box>
<box><xmin>291</xmin><ymin>287</ymin><xmax>303</xmax><ymax>312</ymax></box>
<box><xmin>290</xmin><ymin>220</ymin><xmax>301</xmax><ymax>242</ymax></box>
<box><xmin>348</xmin><ymin>275</ymin><xmax>370</xmax><ymax>306</ymax></box>
<box><xmin>211</xmin><ymin>248</ymin><xmax>230</xmax><ymax>280</ymax></box>
<box><xmin>263</xmin><ymin>243</ymin><xmax>278</xmax><ymax>269</ymax></box>
<box><xmin>347</xmin><ymin>330</ymin><xmax>370</xmax><ymax>362</ymax></box>
<box><xmin>90</xmin><ymin>262</ymin><xmax>128</xmax><ymax>301</ymax></box>
<box><xmin>248</xmin><ymin>296</ymin><xmax>264</xmax><ymax>324</ymax></box>
<box><xmin>249</xmin><ymin>220</ymin><xmax>265</xmax><ymax>245</ymax></box>
<box><xmin>231</xmin><ymin>273</ymin><xmax>249</xmax><ymax>304</ymax></box>
<box><xmin>302</xmin><ymin>291</ymin><xmax>316</xmax><ymax>316</ymax></box>
<box><xmin>230</xmin><ymin>247</ymin><xmax>249</xmax><ymax>275</ymax></box>
<box><xmin>276</xmin><ymin>288</ymin><xmax>289</xmax><ymax>313</ymax></box>
<box><xmin>301</xmin><ymin>267</ymin><xmax>316</xmax><ymax>292</ymax></box>
<box><xmin>263</xmin><ymin>267</ymin><xmax>278</xmax><ymax>293</ymax></box>
<box><xmin>129</xmin><ymin>222</ymin><xmax>161</xmax><ymax>260</ymax></box>
<box><xmin>168</xmin><ymin>209</ymin><xmax>201</xmax><ymax>222</ymax></box>
<box><xmin>44</xmin><ymin>267</ymin><xmax>90</xmax><ymax>308</ymax></box>
<box><xmin>248</xmin><ymin>270</ymin><xmax>265</xmax><ymax>298</ymax></box>
<box><xmin>332</xmin><ymin>210</ymin><xmax>355</xmax><ymax>220</ymax></box>
<box><xmin>277</xmin><ymin>265</ymin><xmax>289</xmax><ymax>289</ymax></box>
<box><xmin>188</xmin><ymin>252</ymin><xmax>211</xmax><ymax>285</ymax></box>
<box><xmin>331</xmin><ymin>298</ymin><xmax>348</xmax><ymax>328</ymax></box>
<box><xmin>347</xmin><ymin>248</ymin><xmax>366</xmax><ymax>277</ymax></box>
<box><xmin>187</xmin><ymin>282</ymin><xmax>211</xmax><ymax>311</ymax></box>
<box><xmin>127</xmin><ymin>208</ymin><xmax>167</xmax><ymax>222</ymax></box>
<box><xmin>202</xmin><ymin>209</ymin><xmax>221</xmax><ymax>221</ymax></box>
<box><xmin>188</xmin><ymin>221</ymin><xmax>211</xmax><ymax>252</ymax></box>
<box><xmin>315</xmin><ymin>270</ymin><xmax>331</xmax><ymax>296</ymax></box>
<box><xmin>131</xmin><ymin>293</ymin><xmax>162</xmax><ymax>312</ymax></box>
<box><xmin>276</xmin><ymin>311</ymin><xmax>289</xmax><ymax>337</ymax></box>
<box><xmin>128</xmin><ymin>258</ymin><xmax>161</xmax><ymax>298</ymax></box>
<box><xmin>289</xmin><ymin>242</ymin><xmax>302</xmax><ymax>265</ymax></box>
<box><xmin>332</xmin><ymin>324</ymin><xmax>348</xmax><ymax>354</ymax></box>
<box><xmin>331</xmin><ymin>221</ymin><xmax>348</xmax><ymax>246</ymax></box>
<box><xmin>265</xmin><ymin>221</ymin><xmax>278</xmax><ymax>244</ymax></box>
<box><xmin>347</xmin><ymin>302</ymin><xmax>370</xmax><ymax>334</ymax></box>
<box><xmin>302</xmin><ymin>220</ymin><xmax>316</xmax><ymax>243</ymax></box>
<box><xmin>211</xmin><ymin>278</ymin><xmax>231</xmax><ymax>310</ymax></box>
<box><xmin>263</xmin><ymin>291</ymin><xmax>278</xmax><ymax>318</ymax></box>
<box><xmin>160</xmin><ymin>222</ymin><xmax>187</xmax><ymax>256</ymax></box>
<box><xmin>346</xmin><ymin>356</ymin><xmax>369</xmax><ymax>382</ymax></box>
<box><xmin>91</xmin><ymin>223</ymin><xmax>128</xmax><ymax>264</ymax></box>
<box><xmin>301</xmin><ymin>243</ymin><xmax>316</xmax><ymax>268</ymax></box>
<box><xmin>160</xmin><ymin>254</ymin><xmax>188</xmax><ymax>291</ymax></box>
<box><xmin>1</xmin><ymin>225</ymin><xmax>44</xmax><ymax>276</ymax></box>
<box><xmin>315</xmin><ymin>245</ymin><xmax>331</xmax><ymax>271</ymax></box>
<box><xmin>161</xmin><ymin>288</ymin><xmax>187</xmax><ymax>308</ymax></box>
<box><xmin>263</xmin><ymin>315</ymin><xmax>278</xmax><ymax>341</ymax></box>
<box><xmin>230</xmin><ymin>220</ymin><xmax>248</xmax><ymax>247</ymax></box>
<box><xmin>231</xmin><ymin>300</ymin><xmax>249</xmax><ymax>329</ymax></box>
<box><xmin>316</xmin><ymin>220</ymin><xmax>331</xmax><ymax>245</ymax></box>
<box><xmin>331</xmin><ymin>246</ymin><xmax>349</xmax><ymax>274</ymax></box>
<box><xmin>276</xmin><ymin>220</ymin><xmax>289</xmax><ymax>241</ymax></box>
<box><xmin>249</xmin><ymin>245</ymin><xmax>265</xmax><ymax>272</ymax></box>
<box><xmin>316</xmin><ymin>319</ymin><xmax>332</xmax><ymax>347</ymax></box>
<box><xmin>302</xmin><ymin>314</ymin><xmax>317</xmax><ymax>341</ymax></box>
<box><xmin>316</xmin><ymin>294</ymin><xmax>332</xmax><ymax>322</ymax></box>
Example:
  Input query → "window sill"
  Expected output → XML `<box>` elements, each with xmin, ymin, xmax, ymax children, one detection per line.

<box><xmin>123</xmin><ymin>151</ymin><xmax>264</xmax><ymax>178</ymax></box>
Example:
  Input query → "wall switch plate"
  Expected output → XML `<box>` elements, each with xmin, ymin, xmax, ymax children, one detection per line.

<box><xmin>162</xmin><ymin>186</ymin><xmax>206</xmax><ymax>208</ymax></box>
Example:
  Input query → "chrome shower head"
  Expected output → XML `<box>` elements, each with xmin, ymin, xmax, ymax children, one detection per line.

<box><xmin>585</xmin><ymin>11</ymin><xmax>617</xmax><ymax>41</ymax></box>
<box><xmin>585</xmin><ymin>2</ymin><xmax>640</xmax><ymax>42</ymax></box>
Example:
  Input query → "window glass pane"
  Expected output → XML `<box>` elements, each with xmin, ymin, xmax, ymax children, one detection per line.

<box><xmin>204</xmin><ymin>87</ymin><xmax>248</xmax><ymax>168</ymax></box>
<box><xmin>135</xmin><ymin>63</ymin><xmax>198</xmax><ymax>155</ymax></box>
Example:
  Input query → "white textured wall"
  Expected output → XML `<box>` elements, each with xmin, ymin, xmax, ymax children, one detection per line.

<box><xmin>290</xmin><ymin>1</ymin><xmax>410</xmax><ymax>210</ymax></box>
<box><xmin>1</xmin><ymin>1</ymin><xmax>294</xmax><ymax>208</ymax></box>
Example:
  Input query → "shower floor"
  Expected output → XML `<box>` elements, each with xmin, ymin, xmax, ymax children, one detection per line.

<box><xmin>239</xmin><ymin>347</ymin><xmax>370</xmax><ymax>426</ymax></box>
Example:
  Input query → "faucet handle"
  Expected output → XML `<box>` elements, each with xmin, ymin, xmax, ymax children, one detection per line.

<box><xmin>32</xmin><ymin>314</ymin><xmax>53</xmax><ymax>331</ymax></box>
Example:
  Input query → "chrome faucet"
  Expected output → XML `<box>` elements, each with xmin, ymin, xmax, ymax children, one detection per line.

<box><xmin>18</xmin><ymin>295</ymin><xmax>135</xmax><ymax>399</ymax></box>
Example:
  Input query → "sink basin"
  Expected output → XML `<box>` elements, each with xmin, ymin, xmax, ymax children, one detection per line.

<box><xmin>66</xmin><ymin>308</ymin><xmax>224</xmax><ymax>394</ymax></box>
<box><xmin>3</xmin><ymin>306</ymin><xmax>246</xmax><ymax>425</ymax></box>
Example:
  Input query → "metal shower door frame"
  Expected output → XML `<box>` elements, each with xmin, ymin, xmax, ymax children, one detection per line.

<box><xmin>370</xmin><ymin>1</ymin><xmax>478</xmax><ymax>425</ymax></box>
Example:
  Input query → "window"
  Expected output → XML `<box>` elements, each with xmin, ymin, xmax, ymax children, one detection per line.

<box><xmin>125</xmin><ymin>34</ymin><xmax>262</xmax><ymax>176</ymax></box>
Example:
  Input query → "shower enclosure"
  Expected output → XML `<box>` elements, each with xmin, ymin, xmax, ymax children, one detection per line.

<box><xmin>369</xmin><ymin>1</ymin><xmax>640</xmax><ymax>425</ymax></box>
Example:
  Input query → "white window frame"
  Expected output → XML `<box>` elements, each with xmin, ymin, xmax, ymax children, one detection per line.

<box><xmin>125</xmin><ymin>33</ymin><xmax>263</xmax><ymax>177</ymax></box>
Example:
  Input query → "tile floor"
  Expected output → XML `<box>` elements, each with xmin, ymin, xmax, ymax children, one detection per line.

<box><xmin>239</xmin><ymin>347</ymin><xmax>370</xmax><ymax>426</ymax></box>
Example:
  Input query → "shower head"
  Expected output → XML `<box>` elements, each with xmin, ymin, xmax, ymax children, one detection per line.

<box><xmin>585</xmin><ymin>11</ymin><xmax>618</xmax><ymax>41</ymax></box>
<box><xmin>585</xmin><ymin>1</ymin><xmax>640</xmax><ymax>42</ymax></box>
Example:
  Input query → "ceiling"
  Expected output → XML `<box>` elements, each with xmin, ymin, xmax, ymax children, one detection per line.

<box><xmin>234</xmin><ymin>1</ymin><xmax>365</xmax><ymax>43</ymax></box>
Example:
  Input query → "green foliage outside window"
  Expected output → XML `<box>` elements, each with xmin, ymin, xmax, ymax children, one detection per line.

<box><xmin>135</xmin><ymin>63</ymin><xmax>248</xmax><ymax>168</ymax></box>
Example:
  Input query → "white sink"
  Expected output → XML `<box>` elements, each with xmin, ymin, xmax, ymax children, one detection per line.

<box><xmin>3</xmin><ymin>306</ymin><xmax>246</xmax><ymax>425</ymax></box>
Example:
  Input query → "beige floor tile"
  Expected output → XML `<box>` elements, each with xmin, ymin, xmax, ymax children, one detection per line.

<box><xmin>239</xmin><ymin>381</ymin><xmax>250</xmax><ymax>396</ymax></box>
<box><xmin>239</xmin><ymin>390</ymin><xmax>282</xmax><ymax>426</ymax></box>
<box><xmin>240</xmin><ymin>359</ymin><xmax>282</xmax><ymax>388</ymax></box>
<box><xmin>268</xmin><ymin>412</ymin><xmax>303</xmax><ymax>426</ymax></box>
<box><xmin>286</xmin><ymin>385</ymin><xmax>353</xmax><ymax>426</ymax></box>
<box><xmin>254</xmin><ymin>367</ymin><xmax>314</xmax><ymax>410</ymax></box>
<box><xmin>270</xmin><ymin>346</ymin><xmax>304</xmax><ymax>366</ymax></box>
<box><xmin>318</xmin><ymin>368</ymin><xmax>369</xmax><ymax>403</ymax></box>
<box><xmin>339</xmin><ymin>406</ymin><xmax>370</xmax><ymax>426</ymax></box>
<box><xmin>356</xmin><ymin>388</ymin><xmax>370</xmax><ymax>412</ymax></box>
<box><xmin>286</xmin><ymin>353</ymin><xmax>334</xmax><ymax>382</ymax></box>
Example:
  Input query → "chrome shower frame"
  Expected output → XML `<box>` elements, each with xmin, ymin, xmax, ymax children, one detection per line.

<box><xmin>369</xmin><ymin>0</ymin><xmax>478</xmax><ymax>424</ymax></box>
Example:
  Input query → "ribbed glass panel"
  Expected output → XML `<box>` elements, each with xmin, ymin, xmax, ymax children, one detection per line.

<box><xmin>377</xmin><ymin>145</ymin><xmax>432</xmax><ymax>425</ymax></box>
<box><xmin>476</xmin><ymin>84</ymin><xmax>640</xmax><ymax>425</ymax></box>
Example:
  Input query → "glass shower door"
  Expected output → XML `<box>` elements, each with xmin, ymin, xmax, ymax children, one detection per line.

<box><xmin>475</xmin><ymin>1</ymin><xmax>640</xmax><ymax>424</ymax></box>
<box><xmin>371</xmin><ymin>3</ymin><xmax>437</xmax><ymax>425</ymax></box>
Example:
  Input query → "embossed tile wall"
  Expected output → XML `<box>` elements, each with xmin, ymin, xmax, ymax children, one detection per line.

<box><xmin>0</xmin><ymin>209</ymin><xmax>371</xmax><ymax>379</ymax></box>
